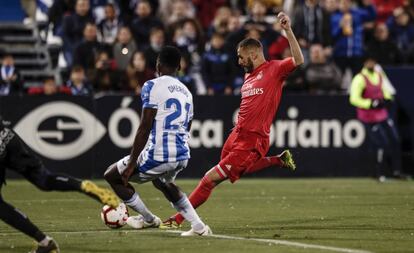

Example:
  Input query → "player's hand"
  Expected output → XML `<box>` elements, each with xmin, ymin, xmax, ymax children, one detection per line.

<box><xmin>121</xmin><ymin>164</ymin><xmax>135</xmax><ymax>186</ymax></box>
<box><xmin>277</xmin><ymin>12</ymin><xmax>291</xmax><ymax>31</ymax></box>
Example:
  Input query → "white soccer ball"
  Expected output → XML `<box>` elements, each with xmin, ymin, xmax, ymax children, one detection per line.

<box><xmin>100</xmin><ymin>203</ymin><xmax>129</xmax><ymax>229</ymax></box>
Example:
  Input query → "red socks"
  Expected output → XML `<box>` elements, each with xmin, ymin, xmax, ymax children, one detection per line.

<box><xmin>244</xmin><ymin>156</ymin><xmax>283</xmax><ymax>174</ymax></box>
<box><xmin>174</xmin><ymin>176</ymin><xmax>216</xmax><ymax>224</ymax></box>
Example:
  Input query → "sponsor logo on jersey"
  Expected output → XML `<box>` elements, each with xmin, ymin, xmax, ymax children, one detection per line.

<box><xmin>241</xmin><ymin>88</ymin><xmax>264</xmax><ymax>98</ymax></box>
<box><xmin>14</xmin><ymin>101</ymin><xmax>106</xmax><ymax>160</ymax></box>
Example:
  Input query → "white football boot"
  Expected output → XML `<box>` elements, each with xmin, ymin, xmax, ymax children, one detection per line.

<box><xmin>181</xmin><ymin>225</ymin><xmax>213</xmax><ymax>236</ymax></box>
<box><xmin>126</xmin><ymin>215</ymin><xmax>161</xmax><ymax>229</ymax></box>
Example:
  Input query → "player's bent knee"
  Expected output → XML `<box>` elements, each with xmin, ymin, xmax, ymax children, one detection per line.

<box><xmin>104</xmin><ymin>164</ymin><xmax>120</xmax><ymax>184</ymax></box>
<box><xmin>206</xmin><ymin>166</ymin><xmax>226</xmax><ymax>183</ymax></box>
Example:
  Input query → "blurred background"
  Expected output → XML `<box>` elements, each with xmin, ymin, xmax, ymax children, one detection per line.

<box><xmin>0</xmin><ymin>0</ymin><xmax>413</xmax><ymax>180</ymax></box>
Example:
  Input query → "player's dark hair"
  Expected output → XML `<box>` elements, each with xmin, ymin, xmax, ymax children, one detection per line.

<box><xmin>238</xmin><ymin>38</ymin><xmax>263</xmax><ymax>50</ymax></box>
<box><xmin>363</xmin><ymin>51</ymin><xmax>378</xmax><ymax>63</ymax></box>
<box><xmin>158</xmin><ymin>46</ymin><xmax>181</xmax><ymax>70</ymax></box>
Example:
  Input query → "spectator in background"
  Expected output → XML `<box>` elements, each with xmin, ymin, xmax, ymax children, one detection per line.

<box><xmin>243</xmin><ymin>1</ymin><xmax>284</xmax><ymax>54</ymax></box>
<box><xmin>62</xmin><ymin>0</ymin><xmax>94</xmax><ymax>66</ymax></box>
<box><xmin>122</xmin><ymin>51</ymin><xmax>155</xmax><ymax>94</ymax></box>
<box><xmin>163</xmin><ymin>0</ymin><xmax>195</xmax><ymax>26</ymax></box>
<box><xmin>402</xmin><ymin>0</ymin><xmax>414</xmax><ymax>20</ymax></box>
<box><xmin>322</xmin><ymin>0</ymin><xmax>339</xmax><ymax>14</ymax></box>
<box><xmin>372</xmin><ymin>0</ymin><xmax>404</xmax><ymax>22</ymax></box>
<box><xmin>208</xmin><ymin>6</ymin><xmax>233</xmax><ymax>38</ymax></box>
<box><xmin>27</xmin><ymin>76</ymin><xmax>71</xmax><ymax>95</ymax></box>
<box><xmin>66</xmin><ymin>65</ymin><xmax>93</xmax><ymax>95</ymax></box>
<box><xmin>177</xmin><ymin>53</ymin><xmax>196</xmax><ymax>94</ymax></box>
<box><xmin>98</xmin><ymin>3</ymin><xmax>120</xmax><ymax>45</ymax></box>
<box><xmin>90</xmin><ymin>51</ymin><xmax>119</xmax><ymax>92</ymax></box>
<box><xmin>304</xmin><ymin>44</ymin><xmax>342</xmax><ymax>93</ymax></box>
<box><xmin>387</xmin><ymin>7</ymin><xmax>414</xmax><ymax>61</ymax></box>
<box><xmin>73</xmin><ymin>23</ymin><xmax>105</xmax><ymax>76</ymax></box>
<box><xmin>349</xmin><ymin>54</ymin><xmax>402</xmax><ymax>182</ymax></box>
<box><xmin>331</xmin><ymin>0</ymin><xmax>376</xmax><ymax>76</ymax></box>
<box><xmin>173</xmin><ymin>18</ymin><xmax>205</xmax><ymax>72</ymax></box>
<box><xmin>202</xmin><ymin>32</ymin><xmax>233</xmax><ymax>95</ymax></box>
<box><xmin>0</xmin><ymin>54</ymin><xmax>21</xmax><ymax>95</ymax></box>
<box><xmin>113</xmin><ymin>27</ymin><xmax>137</xmax><ymax>71</ymax></box>
<box><xmin>192</xmin><ymin>0</ymin><xmax>227</xmax><ymax>30</ymax></box>
<box><xmin>246</xmin><ymin>0</ymin><xmax>284</xmax><ymax>14</ymax></box>
<box><xmin>244</xmin><ymin>1</ymin><xmax>272</xmax><ymax>33</ymax></box>
<box><xmin>227</xmin><ymin>14</ymin><xmax>243</xmax><ymax>33</ymax></box>
<box><xmin>48</xmin><ymin>0</ymin><xmax>76</xmax><ymax>36</ymax></box>
<box><xmin>130</xmin><ymin>0</ymin><xmax>163</xmax><ymax>49</ymax></box>
<box><xmin>144</xmin><ymin>27</ymin><xmax>165</xmax><ymax>72</ymax></box>
<box><xmin>366</xmin><ymin>23</ymin><xmax>402</xmax><ymax>65</ymax></box>
<box><xmin>293</xmin><ymin>0</ymin><xmax>332</xmax><ymax>62</ymax></box>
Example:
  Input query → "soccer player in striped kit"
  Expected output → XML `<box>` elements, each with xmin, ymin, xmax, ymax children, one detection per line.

<box><xmin>104</xmin><ymin>46</ymin><xmax>211</xmax><ymax>236</ymax></box>
<box><xmin>163</xmin><ymin>12</ymin><xmax>303</xmax><ymax>228</ymax></box>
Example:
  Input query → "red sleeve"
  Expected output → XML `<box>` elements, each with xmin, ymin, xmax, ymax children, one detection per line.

<box><xmin>279</xmin><ymin>57</ymin><xmax>296</xmax><ymax>80</ymax></box>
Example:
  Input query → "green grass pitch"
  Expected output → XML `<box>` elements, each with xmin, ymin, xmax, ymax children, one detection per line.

<box><xmin>0</xmin><ymin>179</ymin><xmax>413</xmax><ymax>253</ymax></box>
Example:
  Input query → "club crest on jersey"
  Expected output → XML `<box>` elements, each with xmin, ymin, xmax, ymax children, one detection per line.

<box><xmin>256</xmin><ymin>71</ymin><xmax>263</xmax><ymax>80</ymax></box>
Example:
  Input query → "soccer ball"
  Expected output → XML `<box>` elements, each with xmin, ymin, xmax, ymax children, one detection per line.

<box><xmin>100</xmin><ymin>203</ymin><xmax>129</xmax><ymax>229</ymax></box>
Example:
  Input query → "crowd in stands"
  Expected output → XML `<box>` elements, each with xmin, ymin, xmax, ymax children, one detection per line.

<box><xmin>1</xmin><ymin>0</ymin><xmax>414</xmax><ymax>96</ymax></box>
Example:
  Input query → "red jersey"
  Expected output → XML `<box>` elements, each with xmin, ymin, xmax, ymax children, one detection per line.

<box><xmin>236</xmin><ymin>57</ymin><xmax>296</xmax><ymax>138</ymax></box>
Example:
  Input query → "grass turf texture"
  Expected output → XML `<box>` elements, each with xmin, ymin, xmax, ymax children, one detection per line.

<box><xmin>0</xmin><ymin>179</ymin><xmax>413</xmax><ymax>253</ymax></box>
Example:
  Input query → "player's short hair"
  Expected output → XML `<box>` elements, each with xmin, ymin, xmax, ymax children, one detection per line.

<box><xmin>237</xmin><ymin>38</ymin><xmax>263</xmax><ymax>50</ymax></box>
<box><xmin>158</xmin><ymin>46</ymin><xmax>181</xmax><ymax>70</ymax></box>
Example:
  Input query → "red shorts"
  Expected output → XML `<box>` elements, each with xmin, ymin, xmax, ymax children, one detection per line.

<box><xmin>216</xmin><ymin>129</ymin><xmax>269</xmax><ymax>183</ymax></box>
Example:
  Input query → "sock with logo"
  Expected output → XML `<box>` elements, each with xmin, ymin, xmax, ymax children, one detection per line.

<box><xmin>172</xmin><ymin>195</ymin><xmax>205</xmax><ymax>232</ymax></box>
<box><xmin>174</xmin><ymin>176</ymin><xmax>216</xmax><ymax>224</ymax></box>
<box><xmin>244</xmin><ymin>156</ymin><xmax>283</xmax><ymax>174</ymax></box>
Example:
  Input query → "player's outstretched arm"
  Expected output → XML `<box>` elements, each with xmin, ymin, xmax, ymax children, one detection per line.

<box><xmin>122</xmin><ymin>108</ymin><xmax>157</xmax><ymax>185</ymax></box>
<box><xmin>277</xmin><ymin>12</ymin><xmax>304</xmax><ymax>66</ymax></box>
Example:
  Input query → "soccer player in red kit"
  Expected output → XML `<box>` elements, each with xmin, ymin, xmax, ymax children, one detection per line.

<box><xmin>163</xmin><ymin>12</ymin><xmax>304</xmax><ymax>232</ymax></box>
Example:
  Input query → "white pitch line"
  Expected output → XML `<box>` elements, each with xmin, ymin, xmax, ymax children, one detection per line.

<box><xmin>0</xmin><ymin>229</ymin><xmax>374</xmax><ymax>253</ymax></box>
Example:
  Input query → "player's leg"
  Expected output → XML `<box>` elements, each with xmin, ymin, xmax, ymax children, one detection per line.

<box><xmin>383</xmin><ymin>119</ymin><xmax>403</xmax><ymax>177</ymax></box>
<box><xmin>7</xmin><ymin>133</ymin><xmax>118</xmax><ymax>207</ymax></box>
<box><xmin>104</xmin><ymin>159</ymin><xmax>158</xmax><ymax>226</ymax></box>
<box><xmin>165</xmin><ymin>166</ymin><xmax>226</xmax><ymax>226</ymax></box>
<box><xmin>365</xmin><ymin>122</ymin><xmax>388</xmax><ymax>180</ymax></box>
<box><xmin>152</xmin><ymin>177</ymin><xmax>211</xmax><ymax>236</ymax></box>
<box><xmin>165</xmin><ymin>149</ymin><xmax>260</xmax><ymax>227</ymax></box>
<box><xmin>0</xmin><ymin>191</ymin><xmax>59</xmax><ymax>253</ymax></box>
<box><xmin>244</xmin><ymin>150</ymin><xmax>296</xmax><ymax>174</ymax></box>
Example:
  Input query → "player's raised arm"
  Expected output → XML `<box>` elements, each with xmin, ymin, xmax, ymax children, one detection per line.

<box><xmin>122</xmin><ymin>108</ymin><xmax>157</xmax><ymax>185</ymax></box>
<box><xmin>278</xmin><ymin>12</ymin><xmax>304</xmax><ymax>66</ymax></box>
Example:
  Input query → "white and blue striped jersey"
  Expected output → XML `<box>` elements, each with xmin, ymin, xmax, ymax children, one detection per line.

<box><xmin>139</xmin><ymin>75</ymin><xmax>193</xmax><ymax>172</ymax></box>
